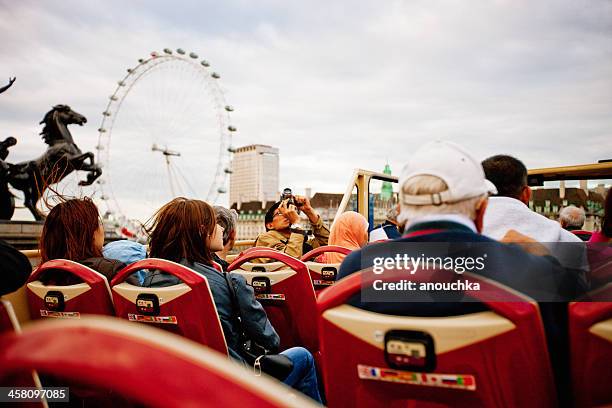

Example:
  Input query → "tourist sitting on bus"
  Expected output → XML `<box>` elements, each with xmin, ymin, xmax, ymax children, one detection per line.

<box><xmin>213</xmin><ymin>205</ymin><xmax>238</xmax><ymax>271</ymax></box>
<box><xmin>590</xmin><ymin>189</ymin><xmax>611</xmax><ymax>243</ymax></box>
<box><xmin>103</xmin><ymin>239</ymin><xmax>147</xmax><ymax>285</ymax></box>
<box><xmin>338</xmin><ymin>141</ymin><xmax>587</xmax><ymax>302</ymax></box>
<box><xmin>369</xmin><ymin>205</ymin><xmax>402</xmax><ymax>241</ymax></box>
<box><xmin>481</xmin><ymin>154</ymin><xmax>587</xmax><ymax>272</ymax></box>
<box><xmin>143</xmin><ymin>198</ymin><xmax>322</xmax><ymax>403</ymax></box>
<box><xmin>38</xmin><ymin>198</ymin><xmax>126</xmax><ymax>285</ymax></box>
<box><xmin>316</xmin><ymin>211</ymin><xmax>368</xmax><ymax>264</ymax></box>
<box><xmin>0</xmin><ymin>239</ymin><xmax>31</xmax><ymax>296</ymax></box>
<box><xmin>559</xmin><ymin>205</ymin><xmax>586</xmax><ymax>231</ymax></box>
<box><xmin>558</xmin><ymin>205</ymin><xmax>591</xmax><ymax>241</ymax></box>
<box><xmin>336</xmin><ymin>141</ymin><xmax>588</xmax><ymax>398</ymax></box>
<box><xmin>253</xmin><ymin>195</ymin><xmax>329</xmax><ymax>262</ymax></box>
<box><xmin>482</xmin><ymin>155</ymin><xmax>582</xmax><ymax>244</ymax></box>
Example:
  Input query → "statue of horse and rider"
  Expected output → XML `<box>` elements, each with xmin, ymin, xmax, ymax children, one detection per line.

<box><xmin>0</xmin><ymin>104</ymin><xmax>102</xmax><ymax>220</ymax></box>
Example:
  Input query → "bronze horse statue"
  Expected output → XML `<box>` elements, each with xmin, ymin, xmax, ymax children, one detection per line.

<box><xmin>0</xmin><ymin>105</ymin><xmax>102</xmax><ymax>220</ymax></box>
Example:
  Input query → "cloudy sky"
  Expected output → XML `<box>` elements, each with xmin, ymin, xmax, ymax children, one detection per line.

<box><xmin>1</xmin><ymin>0</ymin><xmax>611</xmax><ymax>220</ymax></box>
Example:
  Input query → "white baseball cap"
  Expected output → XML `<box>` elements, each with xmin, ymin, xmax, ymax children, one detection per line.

<box><xmin>399</xmin><ymin>141</ymin><xmax>497</xmax><ymax>205</ymax></box>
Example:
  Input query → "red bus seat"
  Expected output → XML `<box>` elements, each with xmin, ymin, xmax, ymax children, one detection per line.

<box><xmin>0</xmin><ymin>316</ymin><xmax>318</xmax><ymax>408</ymax></box>
<box><xmin>571</xmin><ymin>230</ymin><xmax>592</xmax><ymax>241</ymax></box>
<box><xmin>301</xmin><ymin>246</ymin><xmax>351</xmax><ymax>293</ymax></box>
<box><xmin>228</xmin><ymin>249</ymin><xmax>318</xmax><ymax>352</ymax></box>
<box><xmin>0</xmin><ymin>300</ymin><xmax>48</xmax><ymax>407</ymax></box>
<box><xmin>586</xmin><ymin>244</ymin><xmax>612</xmax><ymax>289</ymax></box>
<box><xmin>569</xmin><ymin>284</ymin><xmax>612</xmax><ymax>408</ymax></box>
<box><xmin>26</xmin><ymin>260</ymin><xmax>114</xmax><ymax>320</ymax></box>
<box><xmin>238</xmin><ymin>261</ymin><xmax>287</xmax><ymax>272</ymax></box>
<box><xmin>111</xmin><ymin>258</ymin><xmax>227</xmax><ymax>355</ymax></box>
<box><xmin>0</xmin><ymin>299</ymin><xmax>20</xmax><ymax>334</ymax></box>
<box><xmin>317</xmin><ymin>269</ymin><xmax>557</xmax><ymax>408</ymax></box>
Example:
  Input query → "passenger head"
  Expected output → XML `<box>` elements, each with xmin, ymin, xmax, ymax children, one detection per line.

<box><xmin>214</xmin><ymin>206</ymin><xmax>238</xmax><ymax>250</ymax></box>
<box><xmin>558</xmin><ymin>206</ymin><xmax>585</xmax><ymax>230</ymax></box>
<box><xmin>397</xmin><ymin>141</ymin><xmax>496</xmax><ymax>232</ymax></box>
<box><xmin>330</xmin><ymin>211</ymin><xmax>369</xmax><ymax>249</ymax></box>
<box><xmin>265</xmin><ymin>201</ymin><xmax>289</xmax><ymax>231</ymax></box>
<box><xmin>481</xmin><ymin>155</ymin><xmax>531</xmax><ymax>204</ymax></box>
<box><xmin>40</xmin><ymin>197</ymin><xmax>104</xmax><ymax>263</ymax></box>
<box><xmin>147</xmin><ymin>197</ymin><xmax>222</xmax><ymax>265</ymax></box>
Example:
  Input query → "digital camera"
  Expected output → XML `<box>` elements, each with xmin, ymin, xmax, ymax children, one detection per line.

<box><xmin>280</xmin><ymin>187</ymin><xmax>302</xmax><ymax>207</ymax></box>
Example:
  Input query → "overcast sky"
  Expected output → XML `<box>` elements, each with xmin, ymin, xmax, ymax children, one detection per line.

<box><xmin>1</xmin><ymin>0</ymin><xmax>611</xmax><ymax>221</ymax></box>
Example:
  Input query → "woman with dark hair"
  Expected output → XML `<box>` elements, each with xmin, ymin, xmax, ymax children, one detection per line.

<box><xmin>590</xmin><ymin>189</ymin><xmax>612</xmax><ymax>243</ymax></box>
<box><xmin>145</xmin><ymin>197</ymin><xmax>322</xmax><ymax>403</ymax></box>
<box><xmin>39</xmin><ymin>197</ymin><xmax>125</xmax><ymax>285</ymax></box>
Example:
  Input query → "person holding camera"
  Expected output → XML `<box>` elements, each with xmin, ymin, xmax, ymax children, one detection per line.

<box><xmin>253</xmin><ymin>190</ymin><xmax>329</xmax><ymax>262</ymax></box>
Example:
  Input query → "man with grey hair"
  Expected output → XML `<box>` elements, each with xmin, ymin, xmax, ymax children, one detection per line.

<box><xmin>338</xmin><ymin>141</ymin><xmax>586</xmax><ymax>300</ymax></box>
<box><xmin>559</xmin><ymin>205</ymin><xmax>586</xmax><ymax>231</ymax></box>
<box><xmin>335</xmin><ymin>141</ymin><xmax>587</xmax><ymax>404</ymax></box>
<box><xmin>213</xmin><ymin>205</ymin><xmax>238</xmax><ymax>271</ymax></box>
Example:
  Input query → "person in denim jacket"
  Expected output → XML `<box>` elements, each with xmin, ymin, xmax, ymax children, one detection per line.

<box><xmin>143</xmin><ymin>197</ymin><xmax>322</xmax><ymax>403</ymax></box>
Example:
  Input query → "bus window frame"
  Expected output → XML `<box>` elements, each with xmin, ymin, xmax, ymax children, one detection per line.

<box><xmin>333</xmin><ymin>169</ymin><xmax>398</xmax><ymax>229</ymax></box>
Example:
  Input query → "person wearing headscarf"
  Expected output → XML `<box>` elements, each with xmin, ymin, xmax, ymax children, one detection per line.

<box><xmin>318</xmin><ymin>211</ymin><xmax>368</xmax><ymax>264</ymax></box>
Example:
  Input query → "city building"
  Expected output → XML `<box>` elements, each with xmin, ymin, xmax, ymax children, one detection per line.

<box><xmin>230</xmin><ymin>200</ymin><xmax>275</xmax><ymax>241</ymax></box>
<box><xmin>229</xmin><ymin>144</ymin><xmax>279</xmax><ymax>207</ymax></box>
<box><xmin>310</xmin><ymin>193</ymin><xmax>344</xmax><ymax>224</ymax></box>
<box><xmin>530</xmin><ymin>185</ymin><xmax>607</xmax><ymax>230</ymax></box>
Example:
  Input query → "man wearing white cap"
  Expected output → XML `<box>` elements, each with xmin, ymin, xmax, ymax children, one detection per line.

<box><xmin>336</xmin><ymin>141</ymin><xmax>587</xmax><ymax>403</ymax></box>
<box><xmin>337</xmin><ymin>141</ymin><xmax>586</xmax><ymax>301</ymax></box>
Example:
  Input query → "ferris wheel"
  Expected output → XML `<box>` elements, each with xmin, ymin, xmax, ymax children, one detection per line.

<box><xmin>95</xmin><ymin>48</ymin><xmax>237</xmax><ymax>220</ymax></box>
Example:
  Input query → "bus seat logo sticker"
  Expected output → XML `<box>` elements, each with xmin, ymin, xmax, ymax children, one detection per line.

<box><xmin>40</xmin><ymin>310</ymin><xmax>80</xmax><ymax>319</ymax></box>
<box><xmin>255</xmin><ymin>293</ymin><xmax>286</xmax><ymax>300</ymax></box>
<box><xmin>128</xmin><ymin>313</ymin><xmax>178</xmax><ymax>324</ymax></box>
<box><xmin>357</xmin><ymin>364</ymin><xmax>476</xmax><ymax>391</ymax></box>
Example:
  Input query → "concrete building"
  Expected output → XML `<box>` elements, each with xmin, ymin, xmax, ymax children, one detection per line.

<box><xmin>529</xmin><ymin>186</ymin><xmax>607</xmax><ymax>230</ymax></box>
<box><xmin>230</xmin><ymin>144</ymin><xmax>279</xmax><ymax>207</ymax></box>
<box><xmin>230</xmin><ymin>200</ymin><xmax>276</xmax><ymax>241</ymax></box>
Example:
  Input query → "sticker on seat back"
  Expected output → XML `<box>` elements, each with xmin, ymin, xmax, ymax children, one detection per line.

<box><xmin>40</xmin><ymin>310</ymin><xmax>81</xmax><ymax>319</ymax></box>
<box><xmin>255</xmin><ymin>294</ymin><xmax>285</xmax><ymax>300</ymax></box>
<box><xmin>312</xmin><ymin>280</ymin><xmax>334</xmax><ymax>286</ymax></box>
<box><xmin>128</xmin><ymin>314</ymin><xmax>178</xmax><ymax>324</ymax></box>
<box><xmin>357</xmin><ymin>365</ymin><xmax>476</xmax><ymax>391</ymax></box>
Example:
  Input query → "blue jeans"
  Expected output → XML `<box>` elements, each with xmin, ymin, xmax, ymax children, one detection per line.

<box><xmin>280</xmin><ymin>347</ymin><xmax>322</xmax><ymax>403</ymax></box>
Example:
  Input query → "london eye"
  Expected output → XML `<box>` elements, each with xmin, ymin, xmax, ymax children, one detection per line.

<box><xmin>95</xmin><ymin>48</ymin><xmax>237</xmax><ymax>220</ymax></box>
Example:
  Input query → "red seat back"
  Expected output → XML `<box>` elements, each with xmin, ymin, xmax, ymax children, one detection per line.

<box><xmin>569</xmin><ymin>284</ymin><xmax>612</xmax><ymax>407</ymax></box>
<box><xmin>26</xmin><ymin>260</ymin><xmax>114</xmax><ymax>320</ymax></box>
<box><xmin>0</xmin><ymin>300</ymin><xmax>20</xmax><ymax>334</ymax></box>
<box><xmin>301</xmin><ymin>246</ymin><xmax>351</xmax><ymax>293</ymax></box>
<box><xmin>228</xmin><ymin>249</ymin><xmax>318</xmax><ymax>352</ymax></box>
<box><xmin>0</xmin><ymin>300</ymin><xmax>47</xmax><ymax>407</ymax></box>
<box><xmin>0</xmin><ymin>317</ymin><xmax>318</xmax><ymax>408</ymax></box>
<box><xmin>111</xmin><ymin>258</ymin><xmax>227</xmax><ymax>355</ymax></box>
<box><xmin>317</xmin><ymin>269</ymin><xmax>557</xmax><ymax>408</ymax></box>
<box><xmin>571</xmin><ymin>230</ymin><xmax>592</xmax><ymax>241</ymax></box>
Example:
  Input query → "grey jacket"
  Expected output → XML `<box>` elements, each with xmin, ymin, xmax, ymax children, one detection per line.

<box><xmin>143</xmin><ymin>259</ymin><xmax>279</xmax><ymax>361</ymax></box>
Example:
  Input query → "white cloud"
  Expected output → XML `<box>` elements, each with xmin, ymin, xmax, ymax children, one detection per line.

<box><xmin>1</xmin><ymin>0</ymin><xmax>611</xmax><ymax>221</ymax></box>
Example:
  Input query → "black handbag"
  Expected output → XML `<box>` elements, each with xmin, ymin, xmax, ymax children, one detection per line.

<box><xmin>224</xmin><ymin>272</ymin><xmax>294</xmax><ymax>381</ymax></box>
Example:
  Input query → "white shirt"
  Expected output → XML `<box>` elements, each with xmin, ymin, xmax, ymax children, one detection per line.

<box><xmin>483</xmin><ymin>197</ymin><xmax>581</xmax><ymax>243</ymax></box>
<box><xmin>483</xmin><ymin>196</ymin><xmax>586</xmax><ymax>270</ymax></box>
